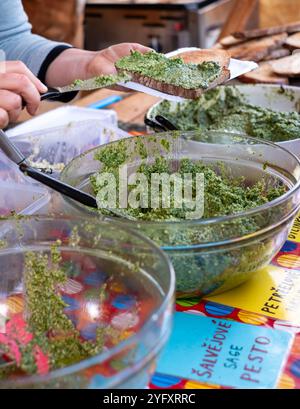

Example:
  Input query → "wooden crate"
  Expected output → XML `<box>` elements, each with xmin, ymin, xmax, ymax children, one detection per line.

<box><xmin>23</xmin><ymin>0</ymin><xmax>85</xmax><ymax>48</ymax></box>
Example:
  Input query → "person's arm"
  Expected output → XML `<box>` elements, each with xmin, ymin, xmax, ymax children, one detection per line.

<box><xmin>45</xmin><ymin>43</ymin><xmax>150</xmax><ymax>88</ymax></box>
<box><xmin>0</xmin><ymin>0</ymin><xmax>150</xmax><ymax>88</ymax></box>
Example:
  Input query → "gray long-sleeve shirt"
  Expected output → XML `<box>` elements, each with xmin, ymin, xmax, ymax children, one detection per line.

<box><xmin>0</xmin><ymin>0</ymin><xmax>69</xmax><ymax>77</ymax></box>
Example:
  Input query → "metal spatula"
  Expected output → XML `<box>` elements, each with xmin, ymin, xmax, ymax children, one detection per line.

<box><xmin>40</xmin><ymin>73</ymin><xmax>132</xmax><ymax>101</ymax></box>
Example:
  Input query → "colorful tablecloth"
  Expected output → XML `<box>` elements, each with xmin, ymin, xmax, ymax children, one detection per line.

<box><xmin>149</xmin><ymin>214</ymin><xmax>300</xmax><ymax>389</ymax></box>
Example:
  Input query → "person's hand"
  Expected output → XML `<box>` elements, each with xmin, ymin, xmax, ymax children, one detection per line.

<box><xmin>0</xmin><ymin>61</ymin><xmax>47</xmax><ymax>128</ymax></box>
<box><xmin>45</xmin><ymin>43</ymin><xmax>151</xmax><ymax>89</ymax></box>
<box><xmin>85</xmin><ymin>43</ymin><xmax>151</xmax><ymax>78</ymax></box>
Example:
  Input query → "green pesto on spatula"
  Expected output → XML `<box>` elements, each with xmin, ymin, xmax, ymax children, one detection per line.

<box><xmin>63</xmin><ymin>73</ymin><xmax>132</xmax><ymax>92</ymax></box>
<box><xmin>116</xmin><ymin>51</ymin><xmax>221</xmax><ymax>90</ymax></box>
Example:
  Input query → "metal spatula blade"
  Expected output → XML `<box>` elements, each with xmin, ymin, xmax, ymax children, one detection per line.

<box><xmin>40</xmin><ymin>73</ymin><xmax>132</xmax><ymax>102</ymax></box>
<box><xmin>55</xmin><ymin>73</ymin><xmax>132</xmax><ymax>93</ymax></box>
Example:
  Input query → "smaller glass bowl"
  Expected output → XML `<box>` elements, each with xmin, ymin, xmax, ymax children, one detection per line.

<box><xmin>0</xmin><ymin>216</ymin><xmax>175</xmax><ymax>388</ymax></box>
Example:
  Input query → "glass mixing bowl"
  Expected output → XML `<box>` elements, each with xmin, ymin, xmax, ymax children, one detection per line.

<box><xmin>0</xmin><ymin>217</ymin><xmax>174</xmax><ymax>388</ymax></box>
<box><xmin>60</xmin><ymin>131</ymin><xmax>300</xmax><ymax>297</ymax></box>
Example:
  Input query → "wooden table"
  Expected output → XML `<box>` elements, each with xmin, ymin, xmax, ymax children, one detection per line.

<box><xmin>17</xmin><ymin>89</ymin><xmax>160</xmax><ymax>126</ymax></box>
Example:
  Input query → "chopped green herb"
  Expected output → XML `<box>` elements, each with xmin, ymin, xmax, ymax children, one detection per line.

<box><xmin>91</xmin><ymin>148</ymin><xmax>285</xmax><ymax>222</ymax></box>
<box><xmin>116</xmin><ymin>51</ymin><xmax>221</xmax><ymax>90</ymax></box>
<box><xmin>153</xmin><ymin>87</ymin><xmax>300</xmax><ymax>142</ymax></box>
<box><xmin>0</xmin><ymin>244</ymin><xmax>122</xmax><ymax>377</ymax></box>
<box><xmin>91</xmin><ymin>135</ymin><xmax>288</xmax><ymax>296</ymax></box>
<box><xmin>70</xmin><ymin>73</ymin><xmax>131</xmax><ymax>90</ymax></box>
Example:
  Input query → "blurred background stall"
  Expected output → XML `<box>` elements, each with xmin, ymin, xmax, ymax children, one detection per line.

<box><xmin>221</xmin><ymin>0</ymin><xmax>300</xmax><ymax>38</ymax></box>
<box><xmin>23</xmin><ymin>0</ymin><xmax>86</xmax><ymax>48</ymax></box>
<box><xmin>84</xmin><ymin>0</ymin><xmax>236</xmax><ymax>51</ymax></box>
<box><xmin>22</xmin><ymin>1</ymin><xmax>300</xmax><ymax>52</ymax></box>
<box><xmin>17</xmin><ymin>0</ymin><xmax>300</xmax><ymax>124</ymax></box>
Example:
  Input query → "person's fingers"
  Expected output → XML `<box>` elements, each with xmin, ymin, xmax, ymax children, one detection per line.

<box><xmin>107</xmin><ymin>43</ymin><xmax>151</xmax><ymax>62</ymax></box>
<box><xmin>0</xmin><ymin>73</ymin><xmax>41</xmax><ymax>115</ymax></box>
<box><xmin>87</xmin><ymin>43</ymin><xmax>153</xmax><ymax>78</ymax></box>
<box><xmin>0</xmin><ymin>108</ymin><xmax>9</xmax><ymax>129</ymax></box>
<box><xmin>0</xmin><ymin>90</ymin><xmax>22</xmax><ymax>112</ymax></box>
<box><xmin>8</xmin><ymin>107</ymin><xmax>22</xmax><ymax>123</ymax></box>
<box><xmin>0</xmin><ymin>61</ymin><xmax>47</xmax><ymax>94</ymax></box>
<box><xmin>128</xmin><ymin>43</ymin><xmax>152</xmax><ymax>53</ymax></box>
<box><xmin>0</xmin><ymin>90</ymin><xmax>23</xmax><ymax>123</ymax></box>
<box><xmin>88</xmin><ymin>54</ymin><xmax>117</xmax><ymax>76</ymax></box>
<box><xmin>110</xmin><ymin>43</ymin><xmax>151</xmax><ymax>54</ymax></box>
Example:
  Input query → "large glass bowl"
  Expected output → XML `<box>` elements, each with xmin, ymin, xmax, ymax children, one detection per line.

<box><xmin>0</xmin><ymin>217</ymin><xmax>174</xmax><ymax>388</ymax></box>
<box><xmin>60</xmin><ymin>131</ymin><xmax>300</xmax><ymax>297</ymax></box>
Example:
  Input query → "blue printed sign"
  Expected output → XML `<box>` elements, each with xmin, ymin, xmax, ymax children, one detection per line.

<box><xmin>157</xmin><ymin>312</ymin><xmax>293</xmax><ymax>388</ymax></box>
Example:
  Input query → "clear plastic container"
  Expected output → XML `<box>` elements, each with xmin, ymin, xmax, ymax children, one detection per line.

<box><xmin>6</xmin><ymin>106</ymin><xmax>118</xmax><ymax>136</ymax></box>
<box><xmin>0</xmin><ymin>150</ymin><xmax>27</xmax><ymax>184</ymax></box>
<box><xmin>0</xmin><ymin>150</ymin><xmax>51</xmax><ymax>217</ymax></box>
<box><xmin>1</xmin><ymin>120</ymin><xmax>127</xmax><ymax>216</ymax></box>
<box><xmin>10</xmin><ymin>120</ymin><xmax>129</xmax><ymax>177</ymax></box>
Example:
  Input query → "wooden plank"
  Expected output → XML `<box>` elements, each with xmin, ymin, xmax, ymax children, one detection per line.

<box><xmin>17</xmin><ymin>100</ymin><xmax>64</xmax><ymax>123</ymax></box>
<box><xmin>16</xmin><ymin>88</ymin><xmax>157</xmax><ymax>126</ymax></box>
<box><xmin>109</xmin><ymin>92</ymin><xmax>160</xmax><ymax>123</ymax></box>
<box><xmin>16</xmin><ymin>89</ymin><xmax>126</xmax><ymax>123</ymax></box>
<box><xmin>75</xmin><ymin>89</ymin><xmax>158</xmax><ymax>123</ymax></box>
<box><xmin>259</xmin><ymin>0</ymin><xmax>300</xmax><ymax>28</ymax></box>
<box><xmin>134</xmin><ymin>110</ymin><xmax>154</xmax><ymax>125</ymax></box>
<box><xmin>74</xmin><ymin>89</ymin><xmax>128</xmax><ymax>107</ymax></box>
<box><xmin>218</xmin><ymin>0</ymin><xmax>259</xmax><ymax>40</ymax></box>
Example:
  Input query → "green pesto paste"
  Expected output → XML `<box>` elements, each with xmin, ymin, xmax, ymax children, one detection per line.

<box><xmin>116</xmin><ymin>51</ymin><xmax>221</xmax><ymax>90</ymax></box>
<box><xmin>71</xmin><ymin>73</ymin><xmax>131</xmax><ymax>89</ymax></box>
<box><xmin>153</xmin><ymin>87</ymin><xmax>300</xmax><ymax>142</ymax></box>
<box><xmin>0</xmin><ymin>244</ymin><xmax>118</xmax><ymax>378</ymax></box>
<box><xmin>91</xmin><ymin>145</ymin><xmax>285</xmax><ymax>222</ymax></box>
<box><xmin>93</xmin><ymin>73</ymin><xmax>131</xmax><ymax>87</ymax></box>
<box><xmin>90</xmin><ymin>136</ymin><xmax>288</xmax><ymax>297</ymax></box>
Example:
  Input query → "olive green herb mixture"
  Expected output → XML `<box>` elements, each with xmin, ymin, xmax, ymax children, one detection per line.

<box><xmin>91</xmin><ymin>136</ymin><xmax>287</xmax><ymax>296</ymax></box>
<box><xmin>91</xmin><ymin>139</ymin><xmax>286</xmax><ymax>222</ymax></box>
<box><xmin>70</xmin><ymin>72</ymin><xmax>131</xmax><ymax>89</ymax></box>
<box><xmin>154</xmin><ymin>87</ymin><xmax>300</xmax><ymax>142</ymax></box>
<box><xmin>0</xmin><ymin>243</ymin><xmax>119</xmax><ymax>378</ymax></box>
<box><xmin>116</xmin><ymin>51</ymin><xmax>221</xmax><ymax>90</ymax></box>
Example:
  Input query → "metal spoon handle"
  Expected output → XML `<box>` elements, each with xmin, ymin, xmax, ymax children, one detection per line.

<box><xmin>0</xmin><ymin>129</ymin><xmax>27</xmax><ymax>165</ymax></box>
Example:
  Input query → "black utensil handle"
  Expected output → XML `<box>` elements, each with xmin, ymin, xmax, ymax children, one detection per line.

<box><xmin>19</xmin><ymin>163</ymin><xmax>98</xmax><ymax>209</ymax></box>
<box><xmin>21</xmin><ymin>89</ymin><xmax>62</xmax><ymax>109</ymax></box>
<box><xmin>0</xmin><ymin>129</ymin><xmax>26</xmax><ymax>165</ymax></box>
<box><xmin>40</xmin><ymin>90</ymin><xmax>62</xmax><ymax>101</ymax></box>
<box><xmin>155</xmin><ymin>115</ymin><xmax>178</xmax><ymax>131</ymax></box>
<box><xmin>144</xmin><ymin>116</ymin><xmax>167</xmax><ymax>132</ymax></box>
